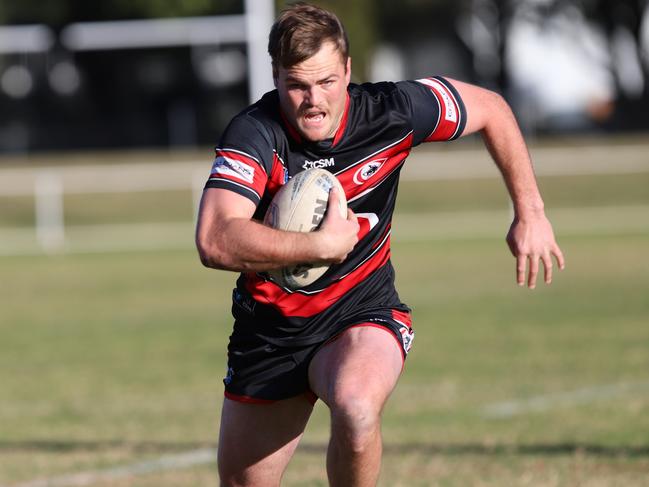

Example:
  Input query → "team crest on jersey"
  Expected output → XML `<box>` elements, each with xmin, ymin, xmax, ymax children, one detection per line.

<box><xmin>353</xmin><ymin>158</ymin><xmax>386</xmax><ymax>185</ymax></box>
<box><xmin>212</xmin><ymin>156</ymin><xmax>255</xmax><ymax>183</ymax></box>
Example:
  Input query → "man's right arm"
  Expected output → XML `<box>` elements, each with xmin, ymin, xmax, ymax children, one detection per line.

<box><xmin>195</xmin><ymin>187</ymin><xmax>359</xmax><ymax>272</ymax></box>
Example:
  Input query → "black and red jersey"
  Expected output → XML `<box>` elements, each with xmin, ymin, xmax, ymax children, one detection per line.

<box><xmin>205</xmin><ymin>76</ymin><xmax>466</xmax><ymax>326</ymax></box>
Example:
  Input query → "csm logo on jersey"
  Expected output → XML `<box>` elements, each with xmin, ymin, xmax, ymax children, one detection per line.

<box><xmin>353</xmin><ymin>158</ymin><xmax>386</xmax><ymax>185</ymax></box>
<box><xmin>303</xmin><ymin>157</ymin><xmax>335</xmax><ymax>170</ymax></box>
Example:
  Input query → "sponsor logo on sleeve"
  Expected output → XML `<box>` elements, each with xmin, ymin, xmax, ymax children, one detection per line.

<box><xmin>416</xmin><ymin>78</ymin><xmax>458</xmax><ymax>123</ymax></box>
<box><xmin>353</xmin><ymin>158</ymin><xmax>386</xmax><ymax>185</ymax></box>
<box><xmin>211</xmin><ymin>156</ymin><xmax>255</xmax><ymax>183</ymax></box>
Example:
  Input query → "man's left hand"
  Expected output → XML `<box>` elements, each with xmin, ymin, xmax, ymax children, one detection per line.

<box><xmin>506</xmin><ymin>214</ymin><xmax>565</xmax><ymax>289</ymax></box>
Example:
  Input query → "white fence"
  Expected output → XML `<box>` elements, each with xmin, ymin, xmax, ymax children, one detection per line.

<box><xmin>0</xmin><ymin>160</ymin><xmax>207</xmax><ymax>255</ymax></box>
<box><xmin>1</xmin><ymin>142</ymin><xmax>649</xmax><ymax>256</ymax></box>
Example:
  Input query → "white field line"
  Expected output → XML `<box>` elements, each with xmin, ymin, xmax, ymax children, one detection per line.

<box><xmin>3</xmin><ymin>448</ymin><xmax>216</xmax><ymax>487</ymax></box>
<box><xmin>483</xmin><ymin>381</ymin><xmax>649</xmax><ymax>419</ymax></box>
<box><xmin>1</xmin><ymin>205</ymin><xmax>648</xmax><ymax>256</ymax></box>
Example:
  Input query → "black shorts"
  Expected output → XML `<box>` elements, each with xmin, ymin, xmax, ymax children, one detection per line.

<box><xmin>222</xmin><ymin>263</ymin><xmax>414</xmax><ymax>403</ymax></box>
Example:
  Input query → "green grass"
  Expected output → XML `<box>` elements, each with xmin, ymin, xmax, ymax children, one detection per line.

<box><xmin>1</xmin><ymin>232</ymin><xmax>648</xmax><ymax>485</ymax></box>
<box><xmin>1</xmin><ymin>160</ymin><xmax>648</xmax><ymax>485</ymax></box>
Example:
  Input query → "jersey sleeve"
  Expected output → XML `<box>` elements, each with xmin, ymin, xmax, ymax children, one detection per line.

<box><xmin>205</xmin><ymin>114</ymin><xmax>273</xmax><ymax>205</ymax></box>
<box><xmin>396</xmin><ymin>76</ymin><xmax>467</xmax><ymax>146</ymax></box>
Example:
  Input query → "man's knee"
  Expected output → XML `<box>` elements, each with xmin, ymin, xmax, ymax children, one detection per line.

<box><xmin>218</xmin><ymin>454</ymin><xmax>251</xmax><ymax>487</ymax></box>
<box><xmin>330</xmin><ymin>394</ymin><xmax>382</xmax><ymax>453</ymax></box>
<box><xmin>218</xmin><ymin>457</ymin><xmax>281</xmax><ymax>487</ymax></box>
<box><xmin>217</xmin><ymin>470</ymin><xmax>246</xmax><ymax>487</ymax></box>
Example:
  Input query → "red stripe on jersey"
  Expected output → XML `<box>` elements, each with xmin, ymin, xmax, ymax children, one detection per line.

<box><xmin>355</xmin><ymin>213</ymin><xmax>379</xmax><ymax>241</ymax></box>
<box><xmin>336</xmin><ymin>133</ymin><xmax>413</xmax><ymax>201</ymax></box>
<box><xmin>416</xmin><ymin>78</ymin><xmax>462</xmax><ymax>141</ymax></box>
<box><xmin>210</xmin><ymin>149</ymin><xmax>268</xmax><ymax>199</ymax></box>
<box><xmin>357</xmin><ymin>217</ymin><xmax>371</xmax><ymax>240</ymax></box>
<box><xmin>373</xmin><ymin>223</ymin><xmax>391</xmax><ymax>249</ymax></box>
<box><xmin>244</xmin><ymin>233</ymin><xmax>392</xmax><ymax>318</ymax></box>
<box><xmin>267</xmin><ymin>152</ymin><xmax>287</xmax><ymax>198</ymax></box>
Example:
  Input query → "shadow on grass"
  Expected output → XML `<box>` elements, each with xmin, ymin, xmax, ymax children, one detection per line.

<box><xmin>1</xmin><ymin>440</ymin><xmax>648</xmax><ymax>458</ymax></box>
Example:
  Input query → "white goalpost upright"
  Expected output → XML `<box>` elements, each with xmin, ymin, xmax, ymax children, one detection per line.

<box><xmin>244</xmin><ymin>0</ymin><xmax>275</xmax><ymax>103</ymax></box>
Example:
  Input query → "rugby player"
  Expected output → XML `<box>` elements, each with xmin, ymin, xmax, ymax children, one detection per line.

<box><xmin>195</xmin><ymin>3</ymin><xmax>565</xmax><ymax>486</ymax></box>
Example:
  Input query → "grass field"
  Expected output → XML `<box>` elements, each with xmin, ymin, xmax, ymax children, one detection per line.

<box><xmin>1</xmin><ymin>144</ymin><xmax>648</xmax><ymax>486</ymax></box>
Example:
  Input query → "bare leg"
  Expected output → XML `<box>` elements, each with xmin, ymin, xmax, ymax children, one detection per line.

<box><xmin>308</xmin><ymin>326</ymin><xmax>403</xmax><ymax>487</ymax></box>
<box><xmin>217</xmin><ymin>395</ymin><xmax>314</xmax><ymax>487</ymax></box>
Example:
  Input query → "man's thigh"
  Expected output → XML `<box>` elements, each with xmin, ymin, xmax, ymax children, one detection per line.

<box><xmin>218</xmin><ymin>396</ymin><xmax>314</xmax><ymax>485</ymax></box>
<box><xmin>307</xmin><ymin>325</ymin><xmax>405</xmax><ymax>410</ymax></box>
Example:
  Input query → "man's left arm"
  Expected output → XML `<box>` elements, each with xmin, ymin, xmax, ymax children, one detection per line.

<box><xmin>449</xmin><ymin>79</ymin><xmax>565</xmax><ymax>289</ymax></box>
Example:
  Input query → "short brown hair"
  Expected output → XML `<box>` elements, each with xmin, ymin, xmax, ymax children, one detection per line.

<box><xmin>268</xmin><ymin>2</ymin><xmax>349</xmax><ymax>76</ymax></box>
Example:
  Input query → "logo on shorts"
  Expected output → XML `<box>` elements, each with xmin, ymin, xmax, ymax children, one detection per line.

<box><xmin>398</xmin><ymin>324</ymin><xmax>414</xmax><ymax>354</ymax></box>
<box><xmin>353</xmin><ymin>158</ymin><xmax>386</xmax><ymax>185</ymax></box>
<box><xmin>223</xmin><ymin>366</ymin><xmax>235</xmax><ymax>385</ymax></box>
<box><xmin>233</xmin><ymin>289</ymin><xmax>256</xmax><ymax>315</ymax></box>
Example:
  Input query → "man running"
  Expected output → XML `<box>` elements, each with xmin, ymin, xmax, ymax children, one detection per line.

<box><xmin>196</xmin><ymin>3</ymin><xmax>564</xmax><ymax>485</ymax></box>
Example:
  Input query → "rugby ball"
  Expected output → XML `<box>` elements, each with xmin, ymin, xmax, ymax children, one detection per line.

<box><xmin>263</xmin><ymin>168</ymin><xmax>347</xmax><ymax>289</ymax></box>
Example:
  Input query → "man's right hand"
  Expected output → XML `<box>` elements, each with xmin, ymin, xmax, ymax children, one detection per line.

<box><xmin>314</xmin><ymin>188</ymin><xmax>359</xmax><ymax>263</ymax></box>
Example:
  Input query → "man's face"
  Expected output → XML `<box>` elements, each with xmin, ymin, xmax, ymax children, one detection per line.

<box><xmin>275</xmin><ymin>42</ymin><xmax>351</xmax><ymax>142</ymax></box>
